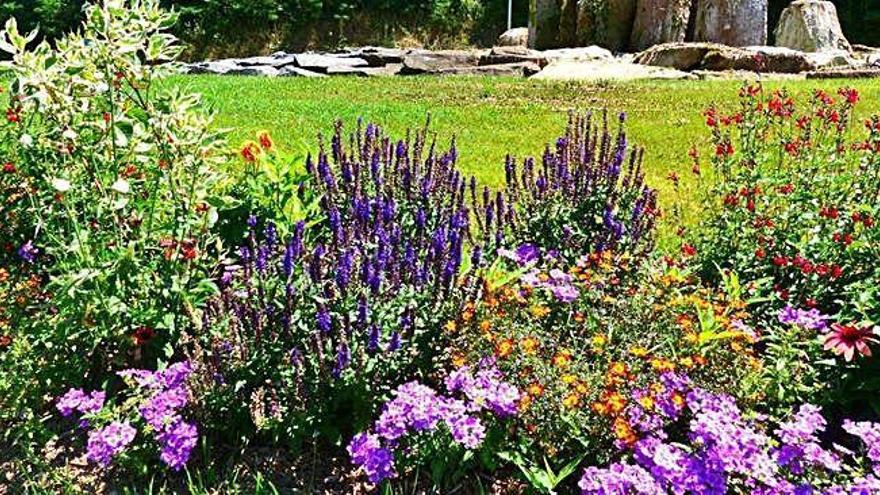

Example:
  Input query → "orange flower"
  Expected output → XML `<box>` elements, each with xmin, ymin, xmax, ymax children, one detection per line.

<box><xmin>562</xmin><ymin>393</ymin><xmax>580</xmax><ymax>409</ymax></box>
<box><xmin>575</xmin><ymin>381</ymin><xmax>589</xmax><ymax>395</ymax></box>
<box><xmin>444</xmin><ymin>320</ymin><xmax>457</xmax><ymax>333</ymax></box>
<box><xmin>604</xmin><ymin>391</ymin><xmax>627</xmax><ymax>414</ymax></box>
<box><xmin>240</xmin><ymin>141</ymin><xmax>260</xmax><ymax>162</ymax></box>
<box><xmin>520</xmin><ymin>336</ymin><xmax>539</xmax><ymax>355</ymax></box>
<box><xmin>608</xmin><ymin>362</ymin><xmax>628</xmax><ymax>377</ymax></box>
<box><xmin>592</xmin><ymin>401</ymin><xmax>609</xmax><ymax>415</ymax></box>
<box><xmin>530</xmin><ymin>305</ymin><xmax>550</xmax><ymax>318</ymax></box>
<box><xmin>638</xmin><ymin>395</ymin><xmax>655</xmax><ymax>410</ymax></box>
<box><xmin>527</xmin><ymin>382</ymin><xmax>545</xmax><ymax>397</ymax></box>
<box><xmin>461</xmin><ymin>303</ymin><xmax>474</xmax><ymax>322</ymax></box>
<box><xmin>552</xmin><ymin>350</ymin><xmax>572</xmax><ymax>368</ymax></box>
<box><xmin>495</xmin><ymin>338</ymin><xmax>515</xmax><ymax>358</ymax></box>
<box><xmin>257</xmin><ymin>131</ymin><xmax>274</xmax><ymax>151</ymax></box>
<box><xmin>519</xmin><ymin>395</ymin><xmax>533</xmax><ymax>412</ymax></box>
<box><xmin>612</xmin><ymin>417</ymin><xmax>637</xmax><ymax>445</ymax></box>
<box><xmin>479</xmin><ymin>320</ymin><xmax>492</xmax><ymax>333</ymax></box>
<box><xmin>671</xmin><ymin>392</ymin><xmax>686</xmax><ymax>409</ymax></box>
<box><xmin>650</xmin><ymin>358</ymin><xmax>675</xmax><ymax>372</ymax></box>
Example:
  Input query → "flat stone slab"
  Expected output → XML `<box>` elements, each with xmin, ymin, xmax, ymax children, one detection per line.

<box><xmin>182</xmin><ymin>60</ymin><xmax>241</xmax><ymax>75</ymax></box>
<box><xmin>436</xmin><ymin>62</ymin><xmax>542</xmax><ymax>77</ymax></box>
<box><xmin>278</xmin><ymin>66</ymin><xmax>328</xmax><ymax>78</ymax></box>
<box><xmin>692</xmin><ymin>70</ymin><xmax>806</xmax><ymax>80</ymax></box>
<box><xmin>326</xmin><ymin>64</ymin><xmax>403</xmax><ymax>77</ymax></box>
<box><xmin>542</xmin><ymin>46</ymin><xmax>615</xmax><ymax>62</ymax></box>
<box><xmin>806</xmin><ymin>68</ymin><xmax>880</xmax><ymax>79</ymax></box>
<box><xmin>346</xmin><ymin>47</ymin><xmax>406</xmax><ymax>66</ymax></box>
<box><xmin>531</xmin><ymin>60</ymin><xmax>694</xmax><ymax>81</ymax></box>
<box><xmin>295</xmin><ymin>53</ymin><xmax>369</xmax><ymax>72</ymax></box>
<box><xmin>226</xmin><ymin>66</ymin><xmax>280</xmax><ymax>76</ymax></box>
<box><xmin>237</xmin><ymin>54</ymin><xmax>298</xmax><ymax>67</ymax></box>
<box><xmin>401</xmin><ymin>50</ymin><xmax>487</xmax><ymax>74</ymax></box>
<box><xmin>480</xmin><ymin>46</ymin><xmax>549</xmax><ymax>67</ymax></box>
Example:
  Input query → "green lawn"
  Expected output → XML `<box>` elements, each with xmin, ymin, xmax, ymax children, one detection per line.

<box><xmin>168</xmin><ymin>75</ymin><xmax>880</xmax><ymax>227</ymax></box>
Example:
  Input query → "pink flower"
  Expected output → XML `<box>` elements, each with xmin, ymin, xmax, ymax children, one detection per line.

<box><xmin>823</xmin><ymin>323</ymin><xmax>879</xmax><ymax>362</ymax></box>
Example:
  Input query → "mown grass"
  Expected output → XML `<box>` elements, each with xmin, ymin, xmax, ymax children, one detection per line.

<box><xmin>167</xmin><ymin>75</ymin><xmax>880</xmax><ymax>228</ymax></box>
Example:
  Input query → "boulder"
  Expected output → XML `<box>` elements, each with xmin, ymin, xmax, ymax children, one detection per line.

<box><xmin>295</xmin><ymin>53</ymin><xmax>368</xmax><ymax>72</ymax></box>
<box><xmin>480</xmin><ymin>46</ymin><xmax>549</xmax><ymax>67</ymax></box>
<box><xmin>629</xmin><ymin>0</ymin><xmax>692</xmax><ymax>51</ymax></box>
<box><xmin>634</xmin><ymin>42</ymin><xmax>727</xmax><ymax>70</ymax></box>
<box><xmin>694</xmin><ymin>0</ymin><xmax>767</xmax><ymax>47</ymax></box>
<box><xmin>278</xmin><ymin>66</ymin><xmax>328</xmax><ymax>78</ymax></box>
<box><xmin>542</xmin><ymin>45</ymin><xmax>614</xmax><ymax>62</ymax></box>
<box><xmin>576</xmin><ymin>0</ymin><xmax>637</xmax><ymax>51</ymax></box>
<box><xmin>400</xmin><ymin>50</ymin><xmax>485</xmax><ymax>74</ymax></box>
<box><xmin>436</xmin><ymin>62</ymin><xmax>542</xmax><ymax>77</ymax></box>
<box><xmin>701</xmin><ymin>46</ymin><xmax>815</xmax><ymax>73</ymax></box>
<box><xmin>774</xmin><ymin>0</ymin><xmax>850</xmax><ymax>53</ymax></box>
<box><xmin>531</xmin><ymin>59</ymin><xmax>695</xmax><ymax>81</ymax></box>
<box><xmin>529</xmin><ymin>0</ymin><xmax>563</xmax><ymax>49</ymax></box>
<box><xmin>497</xmin><ymin>27</ymin><xmax>530</xmax><ymax>47</ymax></box>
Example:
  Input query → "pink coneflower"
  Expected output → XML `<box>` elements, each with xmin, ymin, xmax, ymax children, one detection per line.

<box><xmin>823</xmin><ymin>323</ymin><xmax>879</xmax><ymax>362</ymax></box>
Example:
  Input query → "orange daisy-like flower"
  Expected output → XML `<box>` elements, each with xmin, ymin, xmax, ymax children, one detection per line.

<box><xmin>604</xmin><ymin>391</ymin><xmax>627</xmax><ymax>415</ymax></box>
<box><xmin>257</xmin><ymin>131</ymin><xmax>274</xmax><ymax>151</ymax></box>
<box><xmin>552</xmin><ymin>350</ymin><xmax>572</xmax><ymax>368</ymax></box>
<box><xmin>630</xmin><ymin>346</ymin><xmax>650</xmax><ymax>358</ymax></box>
<box><xmin>530</xmin><ymin>305</ymin><xmax>550</xmax><ymax>318</ymax></box>
<box><xmin>612</xmin><ymin>417</ymin><xmax>638</xmax><ymax>445</ymax></box>
<box><xmin>520</xmin><ymin>336</ymin><xmax>539</xmax><ymax>355</ymax></box>
<box><xmin>451</xmin><ymin>352</ymin><xmax>467</xmax><ymax>368</ymax></box>
<box><xmin>518</xmin><ymin>395</ymin><xmax>533</xmax><ymax>412</ymax></box>
<box><xmin>444</xmin><ymin>320</ymin><xmax>458</xmax><ymax>333</ymax></box>
<box><xmin>479</xmin><ymin>320</ymin><xmax>492</xmax><ymax>333</ymax></box>
<box><xmin>527</xmin><ymin>382</ymin><xmax>545</xmax><ymax>397</ymax></box>
<box><xmin>608</xmin><ymin>362</ymin><xmax>628</xmax><ymax>377</ymax></box>
<box><xmin>638</xmin><ymin>395</ymin><xmax>655</xmax><ymax>410</ymax></box>
<box><xmin>495</xmin><ymin>338</ymin><xmax>515</xmax><ymax>358</ymax></box>
<box><xmin>651</xmin><ymin>358</ymin><xmax>676</xmax><ymax>373</ymax></box>
<box><xmin>592</xmin><ymin>333</ymin><xmax>608</xmax><ymax>349</ymax></box>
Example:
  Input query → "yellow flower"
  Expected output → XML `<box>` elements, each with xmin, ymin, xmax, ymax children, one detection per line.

<box><xmin>638</xmin><ymin>396</ymin><xmax>655</xmax><ymax>410</ymax></box>
<box><xmin>592</xmin><ymin>333</ymin><xmax>608</xmax><ymax>348</ymax></box>
<box><xmin>678</xmin><ymin>356</ymin><xmax>695</xmax><ymax>368</ymax></box>
<box><xmin>562</xmin><ymin>393</ymin><xmax>580</xmax><ymax>409</ymax></box>
<box><xmin>530</xmin><ymin>305</ymin><xmax>550</xmax><ymax>318</ymax></box>
<box><xmin>575</xmin><ymin>382</ymin><xmax>589</xmax><ymax>395</ymax></box>
<box><xmin>630</xmin><ymin>346</ymin><xmax>649</xmax><ymax>358</ymax></box>
<box><xmin>561</xmin><ymin>373</ymin><xmax>578</xmax><ymax>385</ymax></box>
<box><xmin>612</xmin><ymin>417</ymin><xmax>637</xmax><ymax>445</ymax></box>
<box><xmin>650</xmin><ymin>358</ymin><xmax>675</xmax><ymax>372</ymax></box>
<box><xmin>518</xmin><ymin>395</ymin><xmax>533</xmax><ymax>412</ymax></box>
<box><xmin>451</xmin><ymin>352</ymin><xmax>467</xmax><ymax>368</ymax></box>
<box><xmin>444</xmin><ymin>320</ymin><xmax>457</xmax><ymax>333</ymax></box>
<box><xmin>520</xmin><ymin>336</ymin><xmax>539</xmax><ymax>355</ymax></box>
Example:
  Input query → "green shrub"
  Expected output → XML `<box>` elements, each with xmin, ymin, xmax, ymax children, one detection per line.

<box><xmin>0</xmin><ymin>0</ymin><xmax>227</xmax><ymax>446</ymax></box>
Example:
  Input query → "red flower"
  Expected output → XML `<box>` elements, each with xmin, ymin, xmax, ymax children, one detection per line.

<box><xmin>823</xmin><ymin>323</ymin><xmax>879</xmax><ymax>362</ymax></box>
<box><xmin>773</xmin><ymin>255</ymin><xmax>789</xmax><ymax>267</ymax></box>
<box><xmin>830</xmin><ymin>265</ymin><xmax>843</xmax><ymax>279</ymax></box>
<box><xmin>778</xmin><ymin>183</ymin><xmax>794</xmax><ymax>194</ymax></box>
<box><xmin>838</xmin><ymin>87</ymin><xmax>860</xmax><ymax>105</ymax></box>
<box><xmin>681</xmin><ymin>244</ymin><xmax>696</xmax><ymax>257</ymax></box>
<box><xmin>715</xmin><ymin>142</ymin><xmax>734</xmax><ymax>157</ymax></box>
<box><xmin>804</xmin><ymin>298</ymin><xmax>818</xmax><ymax>309</ymax></box>
<box><xmin>820</xmin><ymin>206</ymin><xmax>839</xmax><ymax>219</ymax></box>
<box><xmin>133</xmin><ymin>326</ymin><xmax>155</xmax><ymax>346</ymax></box>
<box><xmin>755</xmin><ymin>247</ymin><xmax>766</xmax><ymax>259</ymax></box>
<box><xmin>2</xmin><ymin>162</ymin><xmax>15</xmax><ymax>174</ymax></box>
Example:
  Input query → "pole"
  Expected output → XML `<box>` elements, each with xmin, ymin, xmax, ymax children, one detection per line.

<box><xmin>508</xmin><ymin>0</ymin><xmax>513</xmax><ymax>30</ymax></box>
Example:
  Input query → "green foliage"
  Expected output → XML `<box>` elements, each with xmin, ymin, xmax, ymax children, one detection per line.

<box><xmin>0</xmin><ymin>0</ymin><xmax>227</xmax><ymax>444</ymax></box>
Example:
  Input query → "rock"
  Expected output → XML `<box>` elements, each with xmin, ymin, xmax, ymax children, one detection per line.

<box><xmin>529</xmin><ymin>0</ymin><xmax>563</xmax><ymax>49</ymax></box>
<box><xmin>542</xmin><ymin>45</ymin><xmax>614</xmax><ymax>62</ymax></box>
<box><xmin>497</xmin><ymin>27</ymin><xmax>530</xmax><ymax>47</ymax></box>
<box><xmin>629</xmin><ymin>0</ymin><xmax>692</xmax><ymax>51</ymax></box>
<box><xmin>278</xmin><ymin>66</ymin><xmax>328</xmax><ymax>78</ymax></box>
<box><xmin>295</xmin><ymin>53</ymin><xmax>369</xmax><ymax>72</ymax></box>
<box><xmin>634</xmin><ymin>42</ymin><xmax>727</xmax><ymax>70</ymax></box>
<box><xmin>692</xmin><ymin>69</ymin><xmax>806</xmax><ymax>80</ymax></box>
<box><xmin>326</xmin><ymin>64</ymin><xmax>403</xmax><ymax>77</ymax></box>
<box><xmin>400</xmin><ymin>50</ymin><xmax>485</xmax><ymax>74</ymax></box>
<box><xmin>868</xmin><ymin>54</ymin><xmax>880</xmax><ymax>68</ymax></box>
<box><xmin>480</xmin><ymin>46</ymin><xmax>549</xmax><ymax>67</ymax></box>
<box><xmin>701</xmin><ymin>46</ymin><xmax>815</xmax><ymax>73</ymax></box>
<box><xmin>694</xmin><ymin>0</ymin><xmax>767</xmax><ymax>46</ymax></box>
<box><xmin>576</xmin><ymin>0</ymin><xmax>637</xmax><ymax>51</ymax></box>
<box><xmin>435</xmin><ymin>62</ymin><xmax>541</xmax><ymax>77</ymax></box>
<box><xmin>226</xmin><ymin>65</ymin><xmax>280</xmax><ymax>77</ymax></box>
<box><xmin>182</xmin><ymin>59</ymin><xmax>241</xmax><ymax>75</ymax></box>
<box><xmin>774</xmin><ymin>0</ymin><xmax>850</xmax><ymax>53</ymax></box>
<box><xmin>805</xmin><ymin>49</ymin><xmax>861</xmax><ymax>70</ymax></box>
<box><xmin>237</xmin><ymin>53</ymin><xmax>298</xmax><ymax>67</ymax></box>
<box><xmin>531</xmin><ymin>59</ymin><xmax>695</xmax><ymax>81</ymax></box>
<box><xmin>347</xmin><ymin>47</ymin><xmax>406</xmax><ymax>67</ymax></box>
<box><xmin>806</xmin><ymin>68</ymin><xmax>880</xmax><ymax>79</ymax></box>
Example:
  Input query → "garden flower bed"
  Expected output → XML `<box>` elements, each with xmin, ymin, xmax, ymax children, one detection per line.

<box><xmin>1</xmin><ymin>1</ymin><xmax>879</xmax><ymax>493</ymax></box>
